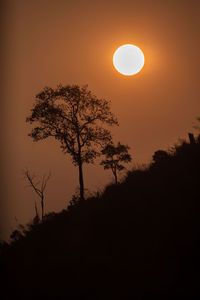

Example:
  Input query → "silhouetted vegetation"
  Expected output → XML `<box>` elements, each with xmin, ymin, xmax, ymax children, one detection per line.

<box><xmin>24</xmin><ymin>170</ymin><xmax>51</xmax><ymax>221</ymax></box>
<box><xmin>1</xmin><ymin>133</ymin><xmax>200</xmax><ymax>299</ymax></box>
<box><xmin>26</xmin><ymin>85</ymin><xmax>118</xmax><ymax>200</ymax></box>
<box><xmin>100</xmin><ymin>141</ymin><xmax>131</xmax><ymax>184</ymax></box>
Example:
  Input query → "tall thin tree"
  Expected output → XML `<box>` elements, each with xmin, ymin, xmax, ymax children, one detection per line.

<box><xmin>26</xmin><ymin>85</ymin><xmax>118</xmax><ymax>200</ymax></box>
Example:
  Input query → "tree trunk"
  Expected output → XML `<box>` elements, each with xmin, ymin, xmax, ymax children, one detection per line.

<box><xmin>41</xmin><ymin>196</ymin><xmax>44</xmax><ymax>221</ymax></box>
<box><xmin>77</xmin><ymin>134</ymin><xmax>85</xmax><ymax>201</ymax></box>
<box><xmin>113</xmin><ymin>168</ymin><xmax>118</xmax><ymax>184</ymax></box>
<box><xmin>34</xmin><ymin>201</ymin><xmax>39</xmax><ymax>220</ymax></box>
<box><xmin>78</xmin><ymin>161</ymin><xmax>84</xmax><ymax>200</ymax></box>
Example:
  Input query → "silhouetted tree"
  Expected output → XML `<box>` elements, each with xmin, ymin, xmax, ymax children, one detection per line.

<box><xmin>24</xmin><ymin>170</ymin><xmax>51</xmax><ymax>221</ymax></box>
<box><xmin>26</xmin><ymin>85</ymin><xmax>118</xmax><ymax>200</ymax></box>
<box><xmin>100</xmin><ymin>142</ymin><xmax>131</xmax><ymax>184</ymax></box>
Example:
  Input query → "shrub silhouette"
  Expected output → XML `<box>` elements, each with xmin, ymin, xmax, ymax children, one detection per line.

<box><xmin>1</xmin><ymin>134</ymin><xmax>200</xmax><ymax>299</ymax></box>
<box><xmin>152</xmin><ymin>149</ymin><xmax>170</xmax><ymax>164</ymax></box>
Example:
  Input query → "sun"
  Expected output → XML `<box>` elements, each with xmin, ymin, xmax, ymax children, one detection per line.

<box><xmin>113</xmin><ymin>44</ymin><xmax>145</xmax><ymax>76</ymax></box>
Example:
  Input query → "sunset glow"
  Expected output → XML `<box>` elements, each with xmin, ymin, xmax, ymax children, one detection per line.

<box><xmin>113</xmin><ymin>44</ymin><xmax>145</xmax><ymax>76</ymax></box>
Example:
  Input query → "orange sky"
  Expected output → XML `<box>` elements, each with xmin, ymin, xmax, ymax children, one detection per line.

<box><xmin>1</xmin><ymin>0</ymin><xmax>200</xmax><ymax>240</ymax></box>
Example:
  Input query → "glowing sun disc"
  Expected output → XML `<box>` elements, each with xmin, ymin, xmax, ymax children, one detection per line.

<box><xmin>113</xmin><ymin>44</ymin><xmax>145</xmax><ymax>76</ymax></box>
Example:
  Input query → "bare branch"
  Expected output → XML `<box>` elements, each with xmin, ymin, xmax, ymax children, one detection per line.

<box><xmin>23</xmin><ymin>169</ymin><xmax>51</xmax><ymax>221</ymax></box>
<box><xmin>24</xmin><ymin>170</ymin><xmax>42</xmax><ymax>198</ymax></box>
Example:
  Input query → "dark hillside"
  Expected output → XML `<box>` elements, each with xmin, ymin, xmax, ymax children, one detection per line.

<box><xmin>1</xmin><ymin>138</ymin><xmax>200</xmax><ymax>299</ymax></box>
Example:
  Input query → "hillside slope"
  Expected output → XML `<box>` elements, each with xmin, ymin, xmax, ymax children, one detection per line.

<box><xmin>1</xmin><ymin>139</ymin><xmax>200</xmax><ymax>299</ymax></box>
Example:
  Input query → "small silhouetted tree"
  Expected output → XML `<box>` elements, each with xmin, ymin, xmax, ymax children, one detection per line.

<box><xmin>26</xmin><ymin>85</ymin><xmax>118</xmax><ymax>200</ymax></box>
<box><xmin>24</xmin><ymin>170</ymin><xmax>51</xmax><ymax>221</ymax></box>
<box><xmin>100</xmin><ymin>142</ymin><xmax>132</xmax><ymax>184</ymax></box>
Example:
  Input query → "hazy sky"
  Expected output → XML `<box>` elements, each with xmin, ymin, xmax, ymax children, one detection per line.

<box><xmin>1</xmin><ymin>0</ymin><xmax>200</xmax><ymax>240</ymax></box>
